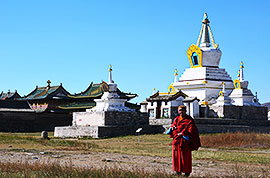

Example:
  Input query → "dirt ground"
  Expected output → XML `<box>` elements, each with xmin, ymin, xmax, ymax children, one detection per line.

<box><xmin>0</xmin><ymin>150</ymin><xmax>269</xmax><ymax>177</ymax></box>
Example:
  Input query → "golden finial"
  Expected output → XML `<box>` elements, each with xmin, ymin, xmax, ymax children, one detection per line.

<box><xmin>204</xmin><ymin>13</ymin><xmax>208</xmax><ymax>19</ymax></box>
<box><xmin>47</xmin><ymin>80</ymin><xmax>51</xmax><ymax>87</ymax></box>
<box><xmin>174</xmin><ymin>69</ymin><xmax>178</xmax><ymax>76</ymax></box>
<box><xmin>237</xmin><ymin>70</ymin><xmax>240</xmax><ymax>78</ymax></box>
<box><xmin>202</xmin><ymin>13</ymin><xmax>210</xmax><ymax>24</ymax></box>
<box><xmin>108</xmin><ymin>64</ymin><xmax>112</xmax><ymax>71</ymax></box>
<box><xmin>240</xmin><ymin>61</ymin><xmax>244</xmax><ymax>69</ymax></box>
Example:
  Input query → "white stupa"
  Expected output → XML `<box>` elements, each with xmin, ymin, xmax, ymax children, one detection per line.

<box><xmin>229</xmin><ymin>62</ymin><xmax>256</xmax><ymax>106</ymax></box>
<box><xmin>87</xmin><ymin>65</ymin><xmax>134</xmax><ymax>112</ymax></box>
<box><xmin>173</xmin><ymin>13</ymin><xmax>234</xmax><ymax>105</ymax></box>
<box><xmin>214</xmin><ymin>82</ymin><xmax>232</xmax><ymax>106</ymax></box>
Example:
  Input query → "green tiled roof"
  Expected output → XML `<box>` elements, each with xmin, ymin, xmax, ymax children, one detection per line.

<box><xmin>69</xmin><ymin>81</ymin><xmax>137</xmax><ymax>100</ymax></box>
<box><xmin>20</xmin><ymin>84</ymin><xmax>70</xmax><ymax>100</ymax></box>
<box><xmin>0</xmin><ymin>91</ymin><xmax>21</xmax><ymax>100</ymax></box>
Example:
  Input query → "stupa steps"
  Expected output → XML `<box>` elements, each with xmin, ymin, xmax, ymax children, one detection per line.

<box><xmin>180</xmin><ymin>67</ymin><xmax>232</xmax><ymax>82</ymax></box>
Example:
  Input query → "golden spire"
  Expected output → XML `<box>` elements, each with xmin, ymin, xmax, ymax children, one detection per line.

<box><xmin>197</xmin><ymin>13</ymin><xmax>218</xmax><ymax>49</ymax></box>
<box><xmin>174</xmin><ymin>69</ymin><xmax>178</xmax><ymax>76</ymax></box>
<box><xmin>108</xmin><ymin>64</ymin><xmax>113</xmax><ymax>83</ymax></box>
<box><xmin>108</xmin><ymin>64</ymin><xmax>112</xmax><ymax>71</ymax></box>
<box><xmin>240</xmin><ymin>61</ymin><xmax>244</xmax><ymax>69</ymax></box>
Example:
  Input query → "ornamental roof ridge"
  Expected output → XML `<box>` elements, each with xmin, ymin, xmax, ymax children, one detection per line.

<box><xmin>146</xmin><ymin>90</ymin><xmax>187</xmax><ymax>101</ymax></box>
<box><xmin>20</xmin><ymin>83</ymin><xmax>70</xmax><ymax>100</ymax></box>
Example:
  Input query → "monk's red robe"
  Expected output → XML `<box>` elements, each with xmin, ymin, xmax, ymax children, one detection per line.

<box><xmin>170</xmin><ymin>114</ymin><xmax>196</xmax><ymax>174</ymax></box>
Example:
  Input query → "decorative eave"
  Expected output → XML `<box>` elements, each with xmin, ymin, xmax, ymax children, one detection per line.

<box><xmin>146</xmin><ymin>90</ymin><xmax>187</xmax><ymax>102</ymax></box>
<box><xmin>182</xmin><ymin>97</ymin><xmax>200</xmax><ymax>102</ymax></box>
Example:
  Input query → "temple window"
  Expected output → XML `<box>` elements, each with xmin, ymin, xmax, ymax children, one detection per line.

<box><xmin>192</xmin><ymin>52</ymin><xmax>199</xmax><ymax>66</ymax></box>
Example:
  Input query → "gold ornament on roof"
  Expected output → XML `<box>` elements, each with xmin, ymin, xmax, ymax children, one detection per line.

<box><xmin>240</xmin><ymin>61</ymin><xmax>244</xmax><ymax>69</ymax></box>
<box><xmin>174</xmin><ymin>69</ymin><xmax>178</xmax><ymax>76</ymax></box>
<box><xmin>233</xmin><ymin>79</ymin><xmax>241</xmax><ymax>89</ymax></box>
<box><xmin>219</xmin><ymin>91</ymin><xmax>224</xmax><ymax>96</ymax></box>
<box><xmin>168</xmin><ymin>83</ymin><xmax>176</xmax><ymax>93</ymax></box>
<box><xmin>108</xmin><ymin>64</ymin><xmax>112</xmax><ymax>71</ymax></box>
<box><xmin>47</xmin><ymin>80</ymin><xmax>51</xmax><ymax>87</ymax></box>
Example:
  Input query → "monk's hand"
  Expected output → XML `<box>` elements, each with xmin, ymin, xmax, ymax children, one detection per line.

<box><xmin>178</xmin><ymin>132</ymin><xmax>182</xmax><ymax>136</ymax></box>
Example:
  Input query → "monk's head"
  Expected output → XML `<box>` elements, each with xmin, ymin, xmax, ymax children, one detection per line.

<box><xmin>178</xmin><ymin>105</ymin><xmax>186</xmax><ymax>116</ymax></box>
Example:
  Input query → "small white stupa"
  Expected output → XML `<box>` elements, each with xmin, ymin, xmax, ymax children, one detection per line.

<box><xmin>214</xmin><ymin>82</ymin><xmax>232</xmax><ymax>106</ymax></box>
<box><xmin>173</xmin><ymin>13</ymin><xmax>234</xmax><ymax>105</ymax></box>
<box><xmin>88</xmin><ymin>65</ymin><xmax>134</xmax><ymax>112</ymax></box>
<box><xmin>229</xmin><ymin>62</ymin><xmax>256</xmax><ymax>106</ymax></box>
<box><xmin>55</xmin><ymin>65</ymin><xmax>160</xmax><ymax>138</ymax></box>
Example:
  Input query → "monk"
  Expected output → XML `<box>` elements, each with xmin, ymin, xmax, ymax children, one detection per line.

<box><xmin>169</xmin><ymin>105</ymin><xmax>200</xmax><ymax>177</ymax></box>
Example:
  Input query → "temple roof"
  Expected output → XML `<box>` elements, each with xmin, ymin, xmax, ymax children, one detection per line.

<box><xmin>19</xmin><ymin>81</ymin><xmax>70</xmax><ymax>100</ymax></box>
<box><xmin>146</xmin><ymin>90</ymin><xmax>187</xmax><ymax>102</ymax></box>
<box><xmin>69</xmin><ymin>81</ymin><xmax>137</xmax><ymax>100</ymax></box>
<box><xmin>0</xmin><ymin>90</ymin><xmax>21</xmax><ymax>100</ymax></box>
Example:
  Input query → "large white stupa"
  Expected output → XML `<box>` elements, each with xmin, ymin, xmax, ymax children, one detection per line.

<box><xmin>173</xmin><ymin>13</ymin><xmax>234</xmax><ymax>105</ymax></box>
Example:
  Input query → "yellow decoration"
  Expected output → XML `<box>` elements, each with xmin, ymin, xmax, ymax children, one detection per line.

<box><xmin>174</xmin><ymin>69</ymin><xmax>178</xmax><ymax>76</ymax></box>
<box><xmin>234</xmin><ymin>79</ymin><xmax>241</xmax><ymax>89</ymax></box>
<box><xmin>168</xmin><ymin>83</ymin><xmax>175</xmax><ymax>93</ymax></box>
<box><xmin>240</xmin><ymin>61</ymin><xmax>244</xmax><ymax>69</ymax></box>
<box><xmin>202</xmin><ymin>101</ymin><xmax>208</xmax><ymax>105</ymax></box>
<box><xmin>203</xmin><ymin>81</ymin><xmax>208</xmax><ymax>83</ymax></box>
<box><xmin>108</xmin><ymin>64</ymin><xmax>112</xmax><ymax>71</ymax></box>
<box><xmin>219</xmin><ymin>91</ymin><xmax>223</xmax><ymax>96</ymax></box>
<box><xmin>186</xmin><ymin>82</ymin><xmax>189</xmax><ymax>84</ymax></box>
<box><xmin>187</xmin><ymin>44</ymin><xmax>202</xmax><ymax>68</ymax></box>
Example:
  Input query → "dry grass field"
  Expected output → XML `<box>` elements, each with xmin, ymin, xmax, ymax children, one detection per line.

<box><xmin>0</xmin><ymin>132</ymin><xmax>269</xmax><ymax>177</ymax></box>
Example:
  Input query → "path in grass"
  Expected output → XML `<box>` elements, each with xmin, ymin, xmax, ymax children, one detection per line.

<box><xmin>0</xmin><ymin>149</ymin><xmax>269</xmax><ymax>177</ymax></box>
<box><xmin>0</xmin><ymin>133</ymin><xmax>270</xmax><ymax>177</ymax></box>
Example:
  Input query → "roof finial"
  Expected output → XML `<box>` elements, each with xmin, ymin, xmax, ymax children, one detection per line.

<box><xmin>47</xmin><ymin>80</ymin><xmax>51</xmax><ymax>88</ymax></box>
<box><xmin>197</xmin><ymin>13</ymin><xmax>218</xmax><ymax>49</ymax></box>
<box><xmin>239</xmin><ymin>61</ymin><xmax>244</xmax><ymax>82</ymax></box>
<box><xmin>222</xmin><ymin>82</ymin><xmax>226</xmax><ymax>95</ymax></box>
<box><xmin>174</xmin><ymin>69</ymin><xmax>178</xmax><ymax>83</ymax></box>
<box><xmin>152</xmin><ymin>88</ymin><xmax>156</xmax><ymax>95</ymax></box>
<box><xmin>108</xmin><ymin>64</ymin><xmax>113</xmax><ymax>83</ymax></box>
<box><xmin>237</xmin><ymin>70</ymin><xmax>240</xmax><ymax>79</ymax></box>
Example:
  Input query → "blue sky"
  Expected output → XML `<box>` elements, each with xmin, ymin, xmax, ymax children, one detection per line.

<box><xmin>0</xmin><ymin>0</ymin><xmax>269</xmax><ymax>104</ymax></box>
